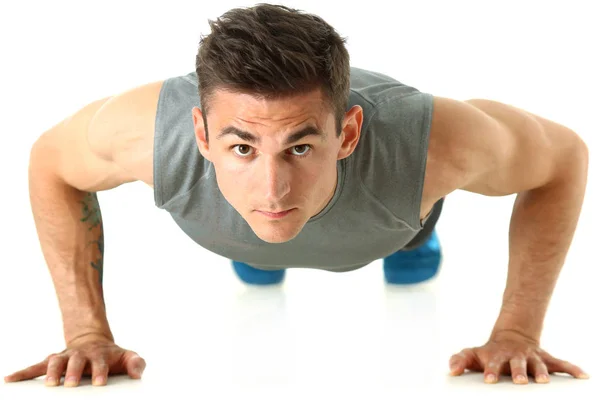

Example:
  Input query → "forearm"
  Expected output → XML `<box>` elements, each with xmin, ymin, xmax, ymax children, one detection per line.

<box><xmin>29</xmin><ymin>148</ymin><xmax>113</xmax><ymax>346</ymax></box>
<box><xmin>492</xmin><ymin>144</ymin><xmax>589</xmax><ymax>343</ymax></box>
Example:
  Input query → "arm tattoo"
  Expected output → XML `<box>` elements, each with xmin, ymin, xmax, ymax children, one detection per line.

<box><xmin>80</xmin><ymin>192</ymin><xmax>104</xmax><ymax>285</ymax></box>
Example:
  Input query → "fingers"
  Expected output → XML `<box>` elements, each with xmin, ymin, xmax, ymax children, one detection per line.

<box><xmin>448</xmin><ymin>351</ymin><xmax>467</xmax><ymax>376</ymax></box>
<box><xmin>509</xmin><ymin>357</ymin><xmax>528</xmax><ymax>384</ymax></box>
<box><xmin>447</xmin><ymin>345</ymin><xmax>590</xmax><ymax>385</ymax></box>
<box><xmin>4</xmin><ymin>360</ymin><xmax>48</xmax><ymax>383</ymax></box>
<box><xmin>529</xmin><ymin>357</ymin><xmax>550</xmax><ymax>384</ymax></box>
<box><xmin>91</xmin><ymin>358</ymin><xmax>110</xmax><ymax>386</ymax></box>
<box><xmin>5</xmin><ymin>344</ymin><xmax>147</xmax><ymax>388</ymax></box>
<box><xmin>483</xmin><ymin>356</ymin><xmax>506</xmax><ymax>384</ymax></box>
<box><xmin>483</xmin><ymin>354</ymin><xmax>588</xmax><ymax>385</ymax></box>
<box><xmin>64</xmin><ymin>353</ymin><xmax>87</xmax><ymax>387</ymax></box>
<box><xmin>544</xmin><ymin>356</ymin><xmax>590</xmax><ymax>379</ymax></box>
<box><xmin>124</xmin><ymin>352</ymin><xmax>146</xmax><ymax>379</ymax></box>
<box><xmin>45</xmin><ymin>355</ymin><xmax>68</xmax><ymax>387</ymax></box>
<box><xmin>510</xmin><ymin>356</ymin><xmax>551</xmax><ymax>384</ymax></box>
<box><xmin>448</xmin><ymin>349</ymin><xmax>481</xmax><ymax>376</ymax></box>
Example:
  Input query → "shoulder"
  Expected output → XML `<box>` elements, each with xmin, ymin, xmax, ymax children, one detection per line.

<box><xmin>420</xmin><ymin>95</ymin><xmax>578</xmax><ymax>212</ymax></box>
<box><xmin>420</xmin><ymin>96</ymin><xmax>508</xmax><ymax>208</ymax></box>
<box><xmin>87</xmin><ymin>79</ymin><xmax>165</xmax><ymax>188</ymax></box>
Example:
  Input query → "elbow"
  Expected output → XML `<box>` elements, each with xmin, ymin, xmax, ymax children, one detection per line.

<box><xmin>549</xmin><ymin>133</ymin><xmax>589</xmax><ymax>188</ymax></box>
<box><xmin>29</xmin><ymin>136</ymin><xmax>60</xmax><ymax>180</ymax></box>
<box><xmin>578</xmin><ymin>136</ymin><xmax>589</xmax><ymax>165</ymax></box>
<box><xmin>577</xmin><ymin>136</ymin><xmax>589</xmax><ymax>181</ymax></box>
<box><xmin>570</xmin><ymin>133</ymin><xmax>589</xmax><ymax>173</ymax></box>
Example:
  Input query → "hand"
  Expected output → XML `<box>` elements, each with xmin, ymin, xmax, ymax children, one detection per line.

<box><xmin>448</xmin><ymin>330</ymin><xmax>590</xmax><ymax>384</ymax></box>
<box><xmin>3</xmin><ymin>333</ymin><xmax>146</xmax><ymax>387</ymax></box>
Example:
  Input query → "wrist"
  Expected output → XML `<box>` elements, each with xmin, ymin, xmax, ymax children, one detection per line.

<box><xmin>491</xmin><ymin>301</ymin><xmax>545</xmax><ymax>345</ymax></box>
<box><xmin>489</xmin><ymin>327</ymin><xmax>540</xmax><ymax>346</ymax></box>
<box><xmin>63</xmin><ymin>309</ymin><xmax>114</xmax><ymax>346</ymax></box>
<box><xmin>65</xmin><ymin>329</ymin><xmax>114</xmax><ymax>347</ymax></box>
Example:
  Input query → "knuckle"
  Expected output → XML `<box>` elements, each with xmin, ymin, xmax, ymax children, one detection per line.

<box><xmin>449</xmin><ymin>358</ymin><xmax>461</xmax><ymax>366</ymax></box>
<box><xmin>92</xmin><ymin>355</ymin><xmax>108</xmax><ymax>366</ymax></box>
<box><xmin>68</xmin><ymin>355</ymin><xmax>86</xmax><ymax>367</ymax></box>
<box><xmin>46</xmin><ymin>364</ymin><xmax>63</xmax><ymax>374</ymax></box>
<box><xmin>47</xmin><ymin>355</ymin><xmax>65</xmax><ymax>366</ymax></box>
<box><xmin>487</xmin><ymin>361</ymin><xmax>498</xmax><ymax>370</ymax></box>
<box><xmin>94</xmin><ymin>355</ymin><xmax>108</xmax><ymax>367</ymax></box>
<box><xmin>515</xmin><ymin>354</ymin><xmax>528</xmax><ymax>362</ymax></box>
<box><xmin>47</xmin><ymin>353</ymin><xmax>62</xmax><ymax>362</ymax></box>
<box><xmin>91</xmin><ymin>354</ymin><xmax>109</xmax><ymax>366</ymax></box>
<box><xmin>536</xmin><ymin>350</ymin><xmax>551</xmax><ymax>359</ymax></box>
<box><xmin>94</xmin><ymin>362</ymin><xmax>110</xmax><ymax>373</ymax></box>
<box><xmin>510</xmin><ymin>357</ymin><xmax>526</xmax><ymax>366</ymax></box>
<box><xmin>69</xmin><ymin>351</ymin><xmax>85</xmax><ymax>361</ymax></box>
<box><xmin>86</xmin><ymin>351</ymin><xmax>102</xmax><ymax>361</ymax></box>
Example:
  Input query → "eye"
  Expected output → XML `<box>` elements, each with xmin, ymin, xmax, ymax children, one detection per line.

<box><xmin>290</xmin><ymin>144</ymin><xmax>311</xmax><ymax>156</ymax></box>
<box><xmin>232</xmin><ymin>144</ymin><xmax>253</xmax><ymax>156</ymax></box>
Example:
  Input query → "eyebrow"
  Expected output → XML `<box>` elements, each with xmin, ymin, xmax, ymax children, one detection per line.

<box><xmin>215</xmin><ymin>125</ymin><xmax>324</xmax><ymax>145</ymax></box>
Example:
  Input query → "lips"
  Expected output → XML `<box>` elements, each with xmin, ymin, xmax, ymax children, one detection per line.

<box><xmin>256</xmin><ymin>208</ymin><xmax>295</xmax><ymax>218</ymax></box>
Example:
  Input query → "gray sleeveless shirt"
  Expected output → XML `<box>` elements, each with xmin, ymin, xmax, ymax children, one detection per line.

<box><xmin>153</xmin><ymin>67</ymin><xmax>434</xmax><ymax>272</ymax></box>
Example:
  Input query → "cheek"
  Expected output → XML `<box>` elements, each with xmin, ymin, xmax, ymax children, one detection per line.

<box><xmin>292</xmin><ymin>163</ymin><xmax>329</xmax><ymax>194</ymax></box>
<box><xmin>306</xmin><ymin>152</ymin><xmax>333</xmax><ymax>176</ymax></box>
<box><xmin>213</xmin><ymin>160</ymin><xmax>250</xmax><ymax>194</ymax></box>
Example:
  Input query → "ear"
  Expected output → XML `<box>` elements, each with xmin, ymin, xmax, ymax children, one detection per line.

<box><xmin>192</xmin><ymin>106</ymin><xmax>212</xmax><ymax>161</ymax></box>
<box><xmin>337</xmin><ymin>105</ymin><xmax>363</xmax><ymax>159</ymax></box>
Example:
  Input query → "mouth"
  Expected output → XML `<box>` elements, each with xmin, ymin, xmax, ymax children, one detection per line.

<box><xmin>255</xmin><ymin>208</ymin><xmax>295</xmax><ymax>219</ymax></box>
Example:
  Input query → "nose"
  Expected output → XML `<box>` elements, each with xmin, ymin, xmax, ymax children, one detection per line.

<box><xmin>262</xmin><ymin>156</ymin><xmax>291</xmax><ymax>203</ymax></box>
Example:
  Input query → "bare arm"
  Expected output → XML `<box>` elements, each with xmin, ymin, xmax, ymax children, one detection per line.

<box><xmin>426</xmin><ymin>97</ymin><xmax>589</xmax><ymax>339</ymax></box>
<box><xmin>28</xmin><ymin>156</ymin><xmax>112</xmax><ymax>345</ymax></box>
<box><xmin>28</xmin><ymin>80</ymin><xmax>160</xmax><ymax>346</ymax></box>
<box><xmin>456</xmin><ymin>98</ymin><xmax>589</xmax><ymax>343</ymax></box>
<box><xmin>491</xmin><ymin>145</ymin><xmax>588</xmax><ymax>343</ymax></box>
<box><xmin>426</xmin><ymin>96</ymin><xmax>590</xmax><ymax>382</ymax></box>
<box><xmin>3</xmin><ymin>81</ymin><xmax>161</xmax><ymax>387</ymax></box>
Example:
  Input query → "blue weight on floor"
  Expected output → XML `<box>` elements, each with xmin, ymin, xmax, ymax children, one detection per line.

<box><xmin>383</xmin><ymin>230</ymin><xmax>442</xmax><ymax>284</ymax></box>
<box><xmin>232</xmin><ymin>261</ymin><xmax>286</xmax><ymax>285</ymax></box>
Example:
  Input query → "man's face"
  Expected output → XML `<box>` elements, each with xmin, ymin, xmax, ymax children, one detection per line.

<box><xmin>192</xmin><ymin>88</ymin><xmax>362</xmax><ymax>244</ymax></box>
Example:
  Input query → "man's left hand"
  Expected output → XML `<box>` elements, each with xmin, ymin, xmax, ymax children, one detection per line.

<box><xmin>448</xmin><ymin>331</ymin><xmax>590</xmax><ymax>384</ymax></box>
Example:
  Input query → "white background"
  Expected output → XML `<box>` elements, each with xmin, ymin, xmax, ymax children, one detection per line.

<box><xmin>0</xmin><ymin>0</ymin><xmax>598</xmax><ymax>402</ymax></box>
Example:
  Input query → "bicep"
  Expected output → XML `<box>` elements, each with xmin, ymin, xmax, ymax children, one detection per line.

<box><xmin>425</xmin><ymin>96</ymin><xmax>576</xmax><ymax>199</ymax></box>
<box><xmin>86</xmin><ymin>80</ymin><xmax>163</xmax><ymax>188</ymax></box>
<box><xmin>31</xmin><ymin>95</ymin><xmax>138</xmax><ymax>192</ymax></box>
<box><xmin>463</xmin><ymin>98</ymin><xmax>583</xmax><ymax>195</ymax></box>
<box><xmin>32</xmin><ymin>79</ymin><xmax>163</xmax><ymax>192</ymax></box>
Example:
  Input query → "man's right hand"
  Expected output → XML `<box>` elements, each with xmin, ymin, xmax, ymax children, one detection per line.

<box><xmin>3</xmin><ymin>334</ymin><xmax>146</xmax><ymax>387</ymax></box>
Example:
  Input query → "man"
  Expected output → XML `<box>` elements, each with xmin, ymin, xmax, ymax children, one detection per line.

<box><xmin>4</xmin><ymin>3</ymin><xmax>590</xmax><ymax>388</ymax></box>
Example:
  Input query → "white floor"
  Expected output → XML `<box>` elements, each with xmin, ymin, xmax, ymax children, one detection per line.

<box><xmin>1</xmin><ymin>183</ymin><xmax>598</xmax><ymax>403</ymax></box>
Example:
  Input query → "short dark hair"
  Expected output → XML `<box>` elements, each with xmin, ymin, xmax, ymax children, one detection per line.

<box><xmin>195</xmin><ymin>3</ymin><xmax>351</xmax><ymax>138</ymax></box>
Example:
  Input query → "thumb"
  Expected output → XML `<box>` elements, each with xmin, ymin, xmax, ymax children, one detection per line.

<box><xmin>123</xmin><ymin>351</ymin><xmax>146</xmax><ymax>379</ymax></box>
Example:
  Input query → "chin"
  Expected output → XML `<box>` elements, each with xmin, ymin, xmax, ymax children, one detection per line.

<box><xmin>248</xmin><ymin>218</ymin><xmax>305</xmax><ymax>244</ymax></box>
<box><xmin>253</xmin><ymin>226</ymin><xmax>303</xmax><ymax>244</ymax></box>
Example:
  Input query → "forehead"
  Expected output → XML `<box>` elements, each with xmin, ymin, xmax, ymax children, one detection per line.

<box><xmin>206</xmin><ymin>88</ymin><xmax>331</xmax><ymax>125</ymax></box>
